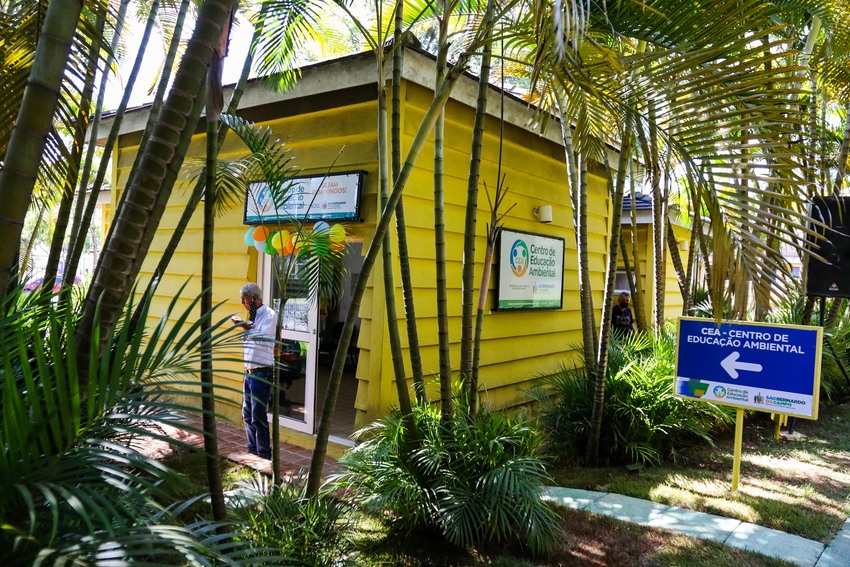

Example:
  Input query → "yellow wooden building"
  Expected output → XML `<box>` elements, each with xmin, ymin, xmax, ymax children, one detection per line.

<box><xmin>107</xmin><ymin>46</ymin><xmax>684</xmax><ymax>453</ymax></box>
<box><xmin>618</xmin><ymin>193</ymin><xmax>691</xmax><ymax>325</ymax></box>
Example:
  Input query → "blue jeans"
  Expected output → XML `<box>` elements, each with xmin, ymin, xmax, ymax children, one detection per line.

<box><xmin>242</xmin><ymin>367</ymin><xmax>273</xmax><ymax>458</ymax></box>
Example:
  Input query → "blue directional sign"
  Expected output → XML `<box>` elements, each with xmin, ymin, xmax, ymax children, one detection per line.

<box><xmin>675</xmin><ymin>317</ymin><xmax>823</xmax><ymax>419</ymax></box>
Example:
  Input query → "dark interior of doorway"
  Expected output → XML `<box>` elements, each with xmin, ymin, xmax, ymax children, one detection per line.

<box><xmin>278</xmin><ymin>353</ymin><xmax>358</xmax><ymax>441</ymax></box>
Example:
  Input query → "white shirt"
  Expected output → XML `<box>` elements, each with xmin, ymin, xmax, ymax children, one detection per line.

<box><xmin>243</xmin><ymin>304</ymin><xmax>277</xmax><ymax>370</ymax></box>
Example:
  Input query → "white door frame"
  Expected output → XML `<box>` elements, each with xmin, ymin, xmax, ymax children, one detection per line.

<box><xmin>262</xmin><ymin>254</ymin><xmax>319</xmax><ymax>435</ymax></box>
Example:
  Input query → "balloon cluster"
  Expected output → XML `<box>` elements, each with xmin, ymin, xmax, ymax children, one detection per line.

<box><xmin>243</xmin><ymin>221</ymin><xmax>346</xmax><ymax>257</ymax></box>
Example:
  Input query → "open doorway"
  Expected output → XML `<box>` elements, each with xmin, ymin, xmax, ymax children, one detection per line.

<box><xmin>316</xmin><ymin>241</ymin><xmax>362</xmax><ymax>444</ymax></box>
<box><xmin>266</xmin><ymin>242</ymin><xmax>362</xmax><ymax>444</ymax></box>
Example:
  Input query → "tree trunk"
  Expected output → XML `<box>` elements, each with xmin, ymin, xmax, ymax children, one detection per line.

<box><xmin>801</xmin><ymin>295</ymin><xmax>816</xmax><ymax>325</ymax></box>
<box><xmin>45</xmin><ymin>13</ymin><xmax>102</xmax><ymax>288</ymax></box>
<box><xmin>586</xmin><ymin>125</ymin><xmax>631</xmax><ymax>466</ymax></box>
<box><xmin>650</xmin><ymin>105</ymin><xmax>665</xmax><ymax>334</ymax></box>
<box><xmin>66</xmin><ymin>0</ymin><xmax>159</xmax><ymax>285</ymax></box>
<box><xmin>666</xmin><ymin>223</ymin><xmax>689</xmax><ymax>311</ymax></box>
<box><xmin>461</xmin><ymin>4</ymin><xmax>494</xmax><ymax>397</ymax></box>
<box><xmin>308</xmin><ymin>58</ymin><xmax>472</xmax><ymax>497</ymax></box>
<box><xmin>76</xmin><ymin>0</ymin><xmax>238</xmax><ymax>387</ymax></box>
<box><xmin>558</xmin><ymin>105</ymin><xmax>596</xmax><ymax>368</ymax></box>
<box><xmin>619</xmin><ymin>233</ymin><xmax>637</xmax><ymax>301</ymax></box>
<box><xmin>0</xmin><ymin>0</ymin><xmax>85</xmax><ymax>296</ymax></box>
<box><xmin>577</xmin><ymin>156</ymin><xmax>597</xmax><ymax>377</ymax></box>
<box><xmin>628</xmin><ymin>167</ymin><xmax>646</xmax><ymax>330</ymax></box>
<box><xmin>201</xmin><ymin>55</ymin><xmax>227</xmax><ymax>522</ymax></box>
<box><xmin>826</xmin><ymin>298</ymin><xmax>845</xmax><ymax>328</ymax></box>
<box><xmin>473</xmin><ymin>177</ymin><xmax>512</xmax><ymax>409</ymax></box>
<box><xmin>683</xmin><ymin>209</ymin><xmax>699</xmax><ymax>316</ymax></box>
<box><xmin>378</xmin><ymin>55</ymin><xmax>413</xmax><ymax>418</ymax></box>
<box><xmin>556</xmin><ymin>98</ymin><xmax>579</xmax><ymax>233</ymax></box>
<box><xmin>434</xmin><ymin>10</ymin><xmax>453</xmax><ymax>423</ymax></box>
<box><xmin>392</xmin><ymin>6</ymin><xmax>425</xmax><ymax>403</ymax></box>
<box><xmin>127</xmin><ymin>0</ymin><xmax>248</xmax><ymax>335</ymax></box>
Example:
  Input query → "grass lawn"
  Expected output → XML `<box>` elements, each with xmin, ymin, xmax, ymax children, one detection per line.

<box><xmin>356</xmin><ymin>506</ymin><xmax>792</xmax><ymax>566</ymax></box>
<box><xmin>154</xmin><ymin>447</ymin><xmax>257</xmax><ymax>521</ymax></box>
<box><xmin>551</xmin><ymin>400</ymin><xmax>850</xmax><ymax>544</ymax></box>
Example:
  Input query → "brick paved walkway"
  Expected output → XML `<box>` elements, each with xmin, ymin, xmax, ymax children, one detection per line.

<box><xmin>136</xmin><ymin>412</ymin><xmax>338</xmax><ymax>479</ymax></box>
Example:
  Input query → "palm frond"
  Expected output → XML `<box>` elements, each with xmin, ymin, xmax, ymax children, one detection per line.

<box><xmin>0</xmin><ymin>285</ymin><xmax>250</xmax><ymax>564</ymax></box>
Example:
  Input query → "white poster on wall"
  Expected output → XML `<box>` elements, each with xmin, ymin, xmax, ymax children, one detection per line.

<box><xmin>245</xmin><ymin>171</ymin><xmax>364</xmax><ymax>223</ymax></box>
<box><xmin>496</xmin><ymin>228</ymin><xmax>565</xmax><ymax>310</ymax></box>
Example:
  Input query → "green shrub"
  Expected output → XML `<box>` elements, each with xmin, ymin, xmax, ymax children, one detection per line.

<box><xmin>331</xmin><ymin>395</ymin><xmax>559</xmax><ymax>557</ymax></box>
<box><xmin>535</xmin><ymin>325</ymin><xmax>735</xmax><ymax>466</ymax></box>
<box><xmin>230</xmin><ymin>471</ymin><xmax>358</xmax><ymax>566</ymax></box>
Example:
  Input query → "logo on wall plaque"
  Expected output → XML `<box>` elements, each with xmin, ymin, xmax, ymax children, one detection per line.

<box><xmin>509</xmin><ymin>240</ymin><xmax>529</xmax><ymax>277</ymax></box>
<box><xmin>244</xmin><ymin>171</ymin><xmax>364</xmax><ymax>224</ymax></box>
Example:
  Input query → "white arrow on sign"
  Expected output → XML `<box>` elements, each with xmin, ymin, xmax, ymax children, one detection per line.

<box><xmin>720</xmin><ymin>351</ymin><xmax>763</xmax><ymax>379</ymax></box>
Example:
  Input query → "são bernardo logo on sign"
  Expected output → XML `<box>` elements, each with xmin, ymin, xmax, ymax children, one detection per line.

<box><xmin>509</xmin><ymin>239</ymin><xmax>558</xmax><ymax>278</ymax></box>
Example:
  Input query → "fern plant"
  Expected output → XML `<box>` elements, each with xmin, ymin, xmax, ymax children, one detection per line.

<box><xmin>533</xmin><ymin>325</ymin><xmax>735</xmax><ymax>466</ymax></box>
<box><xmin>0</xmin><ymin>286</ymin><xmax>264</xmax><ymax>565</ymax></box>
<box><xmin>331</xmin><ymin>391</ymin><xmax>559</xmax><ymax>557</ymax></box>
<box><xmin>229</xmin><ymin>470</ymin><xmax>358</xmax><ymax>566</ymax></box>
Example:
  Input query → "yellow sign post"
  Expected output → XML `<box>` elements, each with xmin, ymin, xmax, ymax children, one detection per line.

<box><xmin>731</xmin><ymin>408</ymin><xmax>744</xmax><ymax>493</ymax></box>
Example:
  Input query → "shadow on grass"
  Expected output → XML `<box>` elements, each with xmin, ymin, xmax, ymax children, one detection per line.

<box><xmin>550</xmin><ymin>402</ymin><xmax>850</xmax><ymax>543</ymax></box>
<box><xmin>545</xmin><ymin>508</ymin><xmax>793</xmax><ymax>567</ymax></box>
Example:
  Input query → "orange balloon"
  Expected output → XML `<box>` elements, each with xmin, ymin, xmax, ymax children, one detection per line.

<box><xmin>252</xmin><ymin>225</ymin><xmax>271</xmax><ymax>241</ymax></box>
<box><xmin>284</xmin><ymin>232</ymin><xmax>298</xmax><ymax>255</ymax></box>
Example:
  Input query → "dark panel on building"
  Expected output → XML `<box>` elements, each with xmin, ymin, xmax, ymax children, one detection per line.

<box><xmin>806</xmin><ymin>196</ymin><xmax>850</xmax><ymax>298</ymax></box>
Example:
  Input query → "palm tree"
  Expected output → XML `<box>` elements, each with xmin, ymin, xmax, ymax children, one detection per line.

<box><xmin>307</xmin><ymin>9</ymin><xmax>513</xmax><ymax>493</ymax></box>
<box><xmin>44</xmin><ymin>9</ymin><xmax>109</xmax><ymax>290</ymax></box>
<box><xmin>504</xmin><ymin>0</ymin><xmax>831</xmax><ymax>463</ymax></box>
<box><xmin>392</xmin><ymin>5</ymin><xmax>426</xmax><ymax>402</ymax></box>
<box><xmin>473</xmin><ymin>177</ymin><xmax>513</xmax><ymax>402</ymax></box>
<box><xmin>587</xmin><ymin>121</ymin><xmax>632</xmax><ymax>465</ymax></box>
<box><xmin>129</xmin><ymin>0</ymin><xmax>258</xmax><ymax>335</ymax></box>
<box><xmin>431</xmin><ymin>0</ymin><xmax>453</xmax><ymax>422</ymax></box>
<box><xmin>219</xmin><ymin>113</ymin><xmax>350</xmax><ymax>482</ymax></box>
<box><xmin>0</xmin><ymin>0</ymin><xmax>91</xmax><ymax>295</ymax></box>
<box><xmin>197</xmin><ymin>3</ymin><xmax>236</xmax><ymax>524</ymax></box>
<box><xmin>63</xmin><ymin>0</ymin><xmax>160</xmax><ymax>287</ymax></box>
<box><xmin>460</xmin><ymin>0</ymin><xmax>497</xmax><ymax>408</ymax></box>
<box><xmin>76</xmin><ymin>0</ymin><xmax>239</xmax><ymax>384</ymax></box>
<box><xmin>310</xmin><ymin>0</ymin><xmax>429</xmax><ymax>418</ymax></box>
<box><xmin>364</xmin><ymin>0</ymin><xmax>416</xmax><ymax>420</ymax></box>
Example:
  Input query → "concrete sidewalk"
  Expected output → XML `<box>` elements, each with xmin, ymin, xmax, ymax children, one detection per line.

<box><xmin>543</xmin><ymin>487</ymin><xmax>850</xmax><ymax>566</ymax></box>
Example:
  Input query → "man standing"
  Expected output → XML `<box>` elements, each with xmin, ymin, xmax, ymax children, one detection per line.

<box><xmin>611</xmin><ymin>291</ymin><xmax>636</xmax><ymax>336</ymax></box>
<box><xmin>231</xmin><ymin>283</ymin><xmax>277</xmax><ymax>459</ymax></box>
